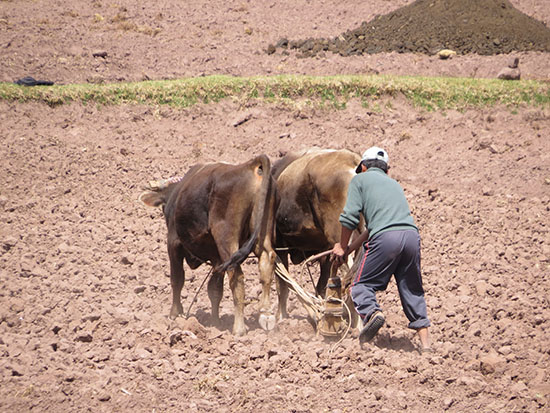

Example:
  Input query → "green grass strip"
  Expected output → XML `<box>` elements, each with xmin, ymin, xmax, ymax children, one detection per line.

<box><xmin>0</xmin><ymin>75</ymin><xmax>548</xmax><ymax>110</ymax></box>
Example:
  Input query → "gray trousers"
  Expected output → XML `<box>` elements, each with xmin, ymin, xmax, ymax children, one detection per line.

<box><xmin>350</xmin><ymin>229</ymin><xmax>430</xmax><ymax>329</ymax></box>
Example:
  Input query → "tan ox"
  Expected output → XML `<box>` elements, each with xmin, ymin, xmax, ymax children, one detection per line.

<box><xmin>272</xmin><ymin>148</ymin><xmax>363</xmax><ymax>320</ymax></box>
<box><xmin>140</xmin><ymin>155</ymin><xmax>277</xmax><ymax>336</ymax></box>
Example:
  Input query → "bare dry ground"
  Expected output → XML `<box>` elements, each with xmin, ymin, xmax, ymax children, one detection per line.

<box><xmin>1</xmin><ymin>0</ymin><xmax>550</xmax><ymax>82</ymax></box>
<box><xmin>1</xmin><ymin>1</ymin><xmax>550</xmax><ymax>412</ymax></box>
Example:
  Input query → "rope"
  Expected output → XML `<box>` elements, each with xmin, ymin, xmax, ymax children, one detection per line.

<box><xmin>185</xmin><ymin>254</ymin><xmax>327</xmax><ymax>321</ymax></box>
<box><xmin>185</xmin><ymin>265</ymin><xmax>214</xmax><ymax>319</ymax></box>
<box><xmin>185</xmin><ymin>254</ymin><xmax>354</xmax><ymax>350</ymax></box>
<box><xmin>300</xmin><ymin>249</ymin><xmax>333</xmax><ymax>295</ymax></box>
<box><xmin>275</xmin><ymin>255</ymin><xmax>354</xmax><ymax>350</ymax></box>
<box><xmin>274</xmin><ymin>257</ymin><xmax>324</xmax><ymax>322</ymax></box>
<box><xmin>302</xmin><ymin>249</ymin><xmax>333</xmax><ymax>264</ymax></box>
<box><xmin>302</xmin><ymin>260</ymin><xmax>319</xmax><ymax>295</ymax></box>
<box><xmin>328</xmin><ymin>297</ymin><xmax>353</xmax><ymax>354</ymax></box>
<box><xmin>298</xmin><ymin>249</ymin><xmax>355</xmax><ymax>352</ymax></box>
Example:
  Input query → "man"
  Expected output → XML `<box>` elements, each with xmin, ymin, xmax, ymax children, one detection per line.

<box><xmin>331</xmin><ymin>146</ymin><xmax>431</xmax><ymax>352</ymax></box>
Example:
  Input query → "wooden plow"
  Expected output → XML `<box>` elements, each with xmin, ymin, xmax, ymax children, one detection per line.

<box><xmin>274</xmin><ymin>252</ymin><xmax>355</xmax><ymax>342</ymax></box>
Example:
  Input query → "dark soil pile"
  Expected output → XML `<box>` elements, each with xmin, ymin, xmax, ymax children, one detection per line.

<box><xmin>269</xmin><ymin>0</ymin><xmax>550</xmax><ymax>57</ymax></box>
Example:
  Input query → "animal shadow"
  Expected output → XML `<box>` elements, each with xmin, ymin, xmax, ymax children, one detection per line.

<box><xmin>193</xmin><ymin>309</ymin><xmax>268</xmax><ymax>335</ymax></box>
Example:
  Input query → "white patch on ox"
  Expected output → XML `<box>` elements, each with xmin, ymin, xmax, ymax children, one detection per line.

<box><xmin>304</xmin><ymin>147</ymin><xmax>336</xmax><ymax>155</ymax></box>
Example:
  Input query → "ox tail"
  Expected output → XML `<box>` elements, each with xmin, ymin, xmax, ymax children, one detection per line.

<box><xmin>215</xmin><ymin>154</ymin><xmax>273</xmax><ymax>274</ymax></box>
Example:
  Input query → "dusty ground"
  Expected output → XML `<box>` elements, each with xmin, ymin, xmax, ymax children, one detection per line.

<box><xmin>1</xmin><ymin>0</ymin><xmax>550</xmax><ymax>412</ymax></box>
<box><xmin>1</xmin><ymin>0</ymin><xmax>550</xmax><ymax>82</ymax></box>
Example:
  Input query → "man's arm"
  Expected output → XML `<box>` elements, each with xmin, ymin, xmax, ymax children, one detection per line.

<box><xmin>346</xmin><ymin>228</ymin><xmax>369</xmax><ymax>253</ymax></box>
<box><xmin>332</xmin><ymin>177</ymin><xmax>366</xmax><ymax>264</ymax></box>
<box><xmin>331</xmin><ymin>226</ymin><xmax>369</xmax><ymax>265</ymax></box>
<box><xmin>331</xmin><ymin>226</ymin><xmax>354</xmax><ymax>264</ymax></box>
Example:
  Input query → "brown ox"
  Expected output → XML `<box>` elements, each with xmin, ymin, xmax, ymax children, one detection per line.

<box><xmin>272</xmin><ymin>148</ymin><xmax>363</xmax><ymax>320</ymax></box>
<box><xmin>139</xmin><ymin>155</ymin><xmax>277</xmax><ymax>336</ymax></box>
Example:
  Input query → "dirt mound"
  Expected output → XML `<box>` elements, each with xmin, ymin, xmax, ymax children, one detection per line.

<box><xmin>270</xmin><ymin>0</ymin><xmax>550</xmax><ymax>57</ymax></box>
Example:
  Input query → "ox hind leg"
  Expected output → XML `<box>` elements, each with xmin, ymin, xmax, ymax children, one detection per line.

<box><xmin>212</xmin><ymin>225</ymin><xmax>246</xmax><ymax>336</ymax></box>
<box><xmin>207</xmin><ymin>271</ymin><xmax>224</xmax><ymax>325</ymax></box>
<box><xmin>168</xmin><ymin>236</ymin><xmax>185</xmax><ymax>319</ymax></box>
<box><xmin>207</xmin><ymin>268</ymin><xmax>247</xmax><ymax>335</ymax></box>
<box><xmin>257</xmin><ymin>246</ymin><xmax>277</xmax><ymax>331</ymax></box>
<box><xmin>226</xmin><ymin>265</ymin><xmax>247</xmax><ymax>336</ymax></box>
<box><xmin>212</xmin><ymin>238</ymin><xmax>248</xmax><ymax>336</ymax></box>
<box><xmin>316</xmin><ymin>256</ymin><xmax>331</xmax><ymax>298</ymax></box>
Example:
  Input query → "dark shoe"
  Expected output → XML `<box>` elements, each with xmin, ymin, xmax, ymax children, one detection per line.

<box><xmin>359</xmin><ymin>311</ymin><xmax>385</xmax><ymax>344</ymax></box>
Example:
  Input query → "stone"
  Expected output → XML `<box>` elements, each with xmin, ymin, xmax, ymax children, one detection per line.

<box><xmin>438</xmin><ymin>49</ymin><xmax>457</xmax><ymax>59</ymax></box>
<box><xmin>508</xmin><ymin>57</ymin><xmax>520</xmax><ymax>68</ymax></box>
<box><xmin>497</xmin><ymin>67</ymin><xmax>520</xmax><ymax>80</ymax></box>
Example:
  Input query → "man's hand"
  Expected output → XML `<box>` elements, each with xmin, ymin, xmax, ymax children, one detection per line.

<box><xmin>331</xmin><ymin>242</ymin><xmax>348</xmax><ymax>267</ymax></box>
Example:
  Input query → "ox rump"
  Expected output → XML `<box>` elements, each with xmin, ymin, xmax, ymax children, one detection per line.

<box><xmin>139</xmin><ymin>155</ymin><xmax>277</xmax><ymax>336</ymax></box>
<box><xmin>272</xmin><ymin>148</ymin><xmax>364</xmax><ymax>326</ymax></box>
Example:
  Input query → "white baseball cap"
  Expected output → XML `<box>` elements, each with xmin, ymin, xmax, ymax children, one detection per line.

<box><xmin>355</xmin><ymin>146</ymin><xmax>389</xmax><ymax>173</ymax></box>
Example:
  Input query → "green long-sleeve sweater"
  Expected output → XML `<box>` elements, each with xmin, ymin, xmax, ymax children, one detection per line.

<box><xmin>339</xmin><ymin>167</ymin><xmax>417</xmax><ymax>239</ymax></box>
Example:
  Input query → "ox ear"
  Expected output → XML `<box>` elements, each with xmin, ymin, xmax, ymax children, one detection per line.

<box><xmin>139</xmin><ymin>191</ymin><xmax>164</xmax><ymax>207</ymax></box>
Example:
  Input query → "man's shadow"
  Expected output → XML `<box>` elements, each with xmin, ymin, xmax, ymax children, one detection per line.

<box><xmin>372</xmin><ymin>332</ymin><xmax>418</xmax><ymax>353</ymax></box>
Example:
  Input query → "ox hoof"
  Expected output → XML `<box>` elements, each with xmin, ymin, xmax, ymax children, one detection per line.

<box><xmin>169</xmin><ymin>313</ymin><xmax>181</xmax><ymax>320</ymax></box>
<box><xmin>169</xmin><ymin>308</ymin><xmax>183</xmax><ymax>320</ymax></box>
<box><xmin>258</xmin><ymin>313</ymin><xmax>277</xmax><ymax>331</ymax></box>
<box><xmin>232</xmin><ymin>326</ymin><xmax>248</xmax><ymax>337</ymax></box>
